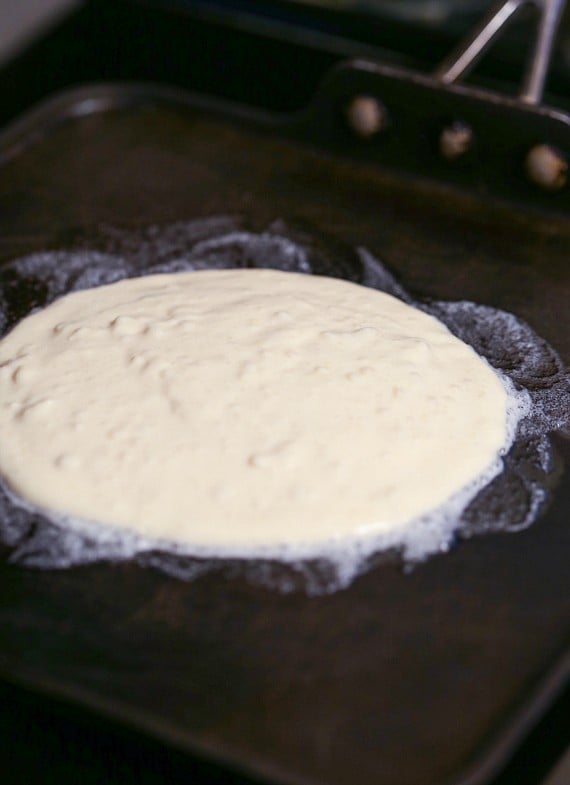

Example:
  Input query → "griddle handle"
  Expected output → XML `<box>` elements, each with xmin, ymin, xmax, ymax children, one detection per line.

<box><xmin>520</xmin><ymin>0</ymin><xmax>567</xmax><ymax>104</ymax></box>
<box><xmin>433</xmin><ymin>0</ymin><xmax>567</xmax><ymax>106</ymax></box>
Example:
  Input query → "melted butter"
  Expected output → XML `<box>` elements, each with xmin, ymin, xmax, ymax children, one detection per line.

<box><xmin>0</xmin><ymin>269</ymin><xmax>511</xmax><ymax>552</ymax></box>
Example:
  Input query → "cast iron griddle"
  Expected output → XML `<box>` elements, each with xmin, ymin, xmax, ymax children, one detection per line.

<box><xmin>0</xmin><ymin>85</ymin><xmax>568</xmax><ymax>785</ymax></box>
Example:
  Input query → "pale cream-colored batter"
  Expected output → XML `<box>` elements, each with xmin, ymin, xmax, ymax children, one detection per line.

<box><xmin>0</xmin><ymin>269</ymin><xmax>510</xmax><ymax>552</ymax></box>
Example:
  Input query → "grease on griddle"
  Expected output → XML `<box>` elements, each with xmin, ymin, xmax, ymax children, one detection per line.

<box><xmin>0</xmin><ymin>218</ymin><xmax>568</xmax><ymax>595</ymax></box>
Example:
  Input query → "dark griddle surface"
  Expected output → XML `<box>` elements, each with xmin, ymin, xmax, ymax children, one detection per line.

<box><xmin>0</xmin><ymin>88</ymin><xmax>568</xmax><ymax>785</ymax></box>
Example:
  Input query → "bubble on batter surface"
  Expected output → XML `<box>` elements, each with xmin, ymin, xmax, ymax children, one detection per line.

<box><xmin>0</xmin><ymin>217</ymin><xmax>568</xmax><ymax>595</ymax></box>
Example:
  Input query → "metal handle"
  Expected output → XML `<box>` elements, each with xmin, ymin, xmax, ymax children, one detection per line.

<box><xmin>521</xmin><ymin>0</ymin><xmax>567</xmax><ymax>103</ymax></box>
<box><xmin>433</xmin><ymin>0</ymin><xmax>566</xmax><ymax>105</ymax></box>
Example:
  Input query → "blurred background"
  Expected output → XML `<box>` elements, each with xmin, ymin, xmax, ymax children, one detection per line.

<box><xmin>1</xmin><ymin>0</ymin><xmax>568</xmax><ymax>98</ymax></box>
<box><xmin>0</xmin><ymin>0</ymin><xmax>76</xmax><ymax>65</ymax></box>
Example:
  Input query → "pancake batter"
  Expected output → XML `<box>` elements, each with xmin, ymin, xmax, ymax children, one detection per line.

<box><xmin>0</xmin><ymin>269</ymin><xmax>511</xmax><ymax>553</ymax></box>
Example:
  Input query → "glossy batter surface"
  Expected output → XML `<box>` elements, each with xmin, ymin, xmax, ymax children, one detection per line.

<box><xmin>0</xmin><ymin>269</ymin><xmax>509</xmax><ymax>550</ymax></box>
